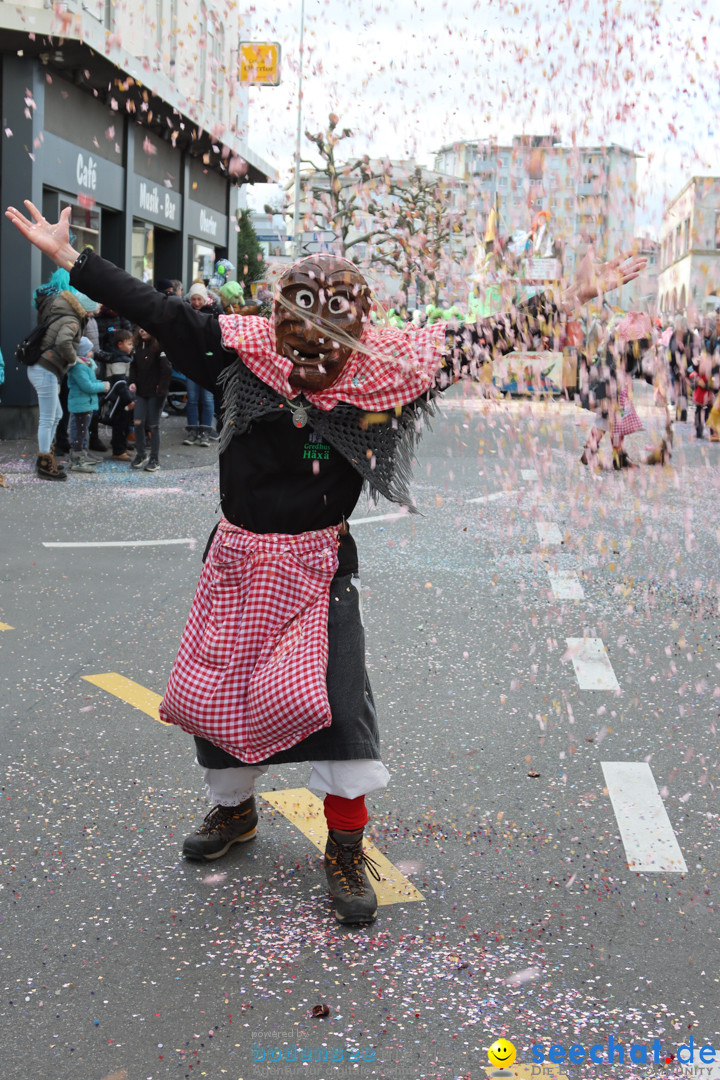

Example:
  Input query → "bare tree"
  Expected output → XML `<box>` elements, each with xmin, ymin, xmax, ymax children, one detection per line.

<box><xmin>366</xmin><ymin>166</ymin><xmax>471</xmax><ymax>306</ymax></box>
<box><xmin>297</xmin><ymin>114</ymin><xmax>385</xmax><ymax>257</ymax></box>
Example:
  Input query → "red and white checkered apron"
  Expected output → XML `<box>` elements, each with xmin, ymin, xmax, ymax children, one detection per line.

<box><xmin>611</xmin><ymin>388</ymin><xmax>643</xmax><ymax>439</ymax></box>
<box><xmin>159</xmin><ymin>519</ymin><xmax>340</xmax><ymax>763</ymax></box>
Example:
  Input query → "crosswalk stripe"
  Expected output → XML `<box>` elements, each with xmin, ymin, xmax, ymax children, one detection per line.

<box><xmin>602</xmin><ymin>762</ymin><xmax>687</xmax><ymax>873</ymax></box>
<box><xmin>565</xmin><ymin>637</ymin><xmax>619</xmax><ymax>690</ymax></box>
<box><xmin>81</xmin><ymin>675</ymin><xmax>426</xmax><ymax>902</ymax></box>
<box><xmin>548</xmin><ymin>571</ymin><xmax>584</xmax><ymax>600</ymax></box>
<box><xmin>260</xmin><ymin>787</ymin><xmax>424</xmax><ymax>907</ymax></box>
<box><xmin>82</xmin><ymin>672</ymin><xmax>169</xmax><ymax>724</ymax></box>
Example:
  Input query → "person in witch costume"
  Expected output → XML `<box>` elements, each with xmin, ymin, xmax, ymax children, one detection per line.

<box><xmin>6</xmin><ymin>200</ymin><xmax>646</xmax><ymax>924</ymax></box>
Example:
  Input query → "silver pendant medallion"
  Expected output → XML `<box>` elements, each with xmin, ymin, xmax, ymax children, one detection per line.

<box><xmin>291</xmin><ymin>405</ymin><xmax>308</xmax><ymax>428</ymax></box>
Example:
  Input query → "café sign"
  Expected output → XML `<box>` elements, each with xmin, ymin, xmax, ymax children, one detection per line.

<box><xmin>40</xmin><ymin>132</ymin><xmax>124</xmax><ymax>209</ymax></box>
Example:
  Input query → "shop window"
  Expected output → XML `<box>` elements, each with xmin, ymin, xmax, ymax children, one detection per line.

<box><xmin>192</xmin><ymin>240</ymin><xmax>216</xmax><ymax>284</ymax></box>
<box><xmin>155</xmin><ymin>0</ymin><xmax>163</xmax><ymax>61</ymax></box>
<box><xmin>206</xmin><ymin>11</ymin><xmax>216</xmax><ymax>111</ymax></box>
<box><xmin>169</xmin><ymin>0</ymin><xmax>178</xmax><ymax>78</ymax></box>
<box><xmin>132</xmin><ymin>222</ymin><xmax>155</xmax><ymax>283</ymax></box>
<box><xmin>60</xmin><ymin>199</ymin><xmax>100</xmax><ymax>253</ymax></box>
<box><xmin>214</xmin><ymin>21</ymin><xmax>224</xmax><ymax>118</ymax></box>
<box><xmin>199</xmin><ymin>3</ymin><xmax>208</xmax><ymax>106</ymax></box>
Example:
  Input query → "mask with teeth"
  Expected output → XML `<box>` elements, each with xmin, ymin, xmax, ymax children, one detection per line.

<box><xmin>274</xmin><ymin>256</ymin><xmax>371</xmax><ymax>392</ymax></box>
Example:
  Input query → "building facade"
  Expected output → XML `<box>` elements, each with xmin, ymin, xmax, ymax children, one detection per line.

<box><xmin>433</xmin><ymin>136</ymin><xmax>643</xmax><ymax>305</ymax></box>
<box><xmin>621</xmin><ymin>235</ymin><xmax>660</xmax><ymax>313</ymax></box>
<box><xmin>657</xmin><ymin>177</ymin><xmax>720</xmax><ymax>318</ymax></box>
<box><xmin>0</xmin><ymin>0</ymin><xmax>276</xmax><ymax>434</ymax></box>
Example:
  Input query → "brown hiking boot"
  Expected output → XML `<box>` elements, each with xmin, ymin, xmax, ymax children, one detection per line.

<box><xmin>182</xmin><ymin>798</ymin><xmax>258</xmax><ymax>860</ymax></box>
<box><xmin>36</xmin><ymin>453</ymin><xmax>67</xmax><ymax>481</ymax></box>
<box><xmin>324</xmin><ymin>828</ymin><xmax>381</xmax><ymax>924</ymax></box>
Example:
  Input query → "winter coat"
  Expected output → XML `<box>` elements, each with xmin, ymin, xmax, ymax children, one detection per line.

<box><xmin>95</xmin><ymin>307</ymin><xmax>132</xmax><ymax>350</ymax></box>
<box><xmin>668</xmin><ymin>331</ymin><xmax>698</xmax><ymax>380</ymax></box>
<box><xmin>129</xmin><ymin>339</ymin><xmax>172</xmax><ymax>399</ymax></box>
<box><xmin>103</xmin><ymin>342</ymin><xmax>133</xmax><ymax>380</ymax></box>
<box><xmin>185</xmin><ymin>295</ymin><xmax>223</xmax><ymax>317</ymax></box>
<box><xmin>38</xmin><ymin>291</ymin><xmax>89</xmax><ymax>380</ymax></box>
<box><xmin>85</xmin><ymin>316</ymin><xmax>100</xmax><ymax>353</ymax></box>
<box><xmin>67</xmin><ymin>358</ymin><xmax>107</xmax><ymax>414</ymax></box>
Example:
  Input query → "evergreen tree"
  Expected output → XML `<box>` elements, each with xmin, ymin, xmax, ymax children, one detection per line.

<box><xmin>236</xmin><ymin>209</ymin><xmax>267</xmax><ymax>289</ymax></box>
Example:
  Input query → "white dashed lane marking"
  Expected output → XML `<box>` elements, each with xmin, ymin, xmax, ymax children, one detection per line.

<box><xmin>548</xmin><ymin>571</ymin><xmax>585</xmax><ymax>600</ymax></box>
<box><xmin>565</xmin><ymin>636</ymin><xmax>620</xmax><ymax>690</ymax></box>
<box><xmin>349</xmin><ymin>511</ymin><xmax>410</xmax><ymax>525</ymax></box>
<box><xmin>602</xmin><ymin>762</ymin><xmax>688</xmax><ymax>873</ymax></box>
<box><xmin>536</xmin><ymin>521</ymin><xmax>563</xmax><ymax>545</ymax></box>
<box><xmin>43</xmin><ymin>538</ymin><xmax>196</xmax><ymax>548</ymax></box>
<box><xmin>465</xmin><ymin>490</ymin><xmax>516</xmax><ymax>505</ymax></box>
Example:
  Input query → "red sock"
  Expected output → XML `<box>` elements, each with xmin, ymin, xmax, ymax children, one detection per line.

<box><xmin>323</xmin><ymin>793</ymin><xmax>368</xmax><ymax>832</ymax></box>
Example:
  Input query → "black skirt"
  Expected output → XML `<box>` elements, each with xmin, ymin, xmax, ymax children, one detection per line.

<box><xmin>193</xmin><ymin>573</ymin><xmax>380</xmax><ymax>767</ymax></box>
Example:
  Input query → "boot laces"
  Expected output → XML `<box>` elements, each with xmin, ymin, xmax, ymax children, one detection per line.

<box><xmin>330</xmin><ymin>838</ymin><xmax>382</xmax><ymax>895</ymax></box>
<box><xmin>199</xmin><ymin>803</ymin><xmax>250</xmax><ymax>835</ymax></box>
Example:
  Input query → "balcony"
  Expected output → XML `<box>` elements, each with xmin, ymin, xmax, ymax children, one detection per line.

<box><xmin>577</xmin><ymin>182</ymin><xmax>606</xmax><ymax>197</ymax></box>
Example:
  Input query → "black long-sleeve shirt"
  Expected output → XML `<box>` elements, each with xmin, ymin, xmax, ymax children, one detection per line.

<box><xmin>69</xmin><ymin>250</ymin><xmax>560</xmax><ymax>573</ymax></box>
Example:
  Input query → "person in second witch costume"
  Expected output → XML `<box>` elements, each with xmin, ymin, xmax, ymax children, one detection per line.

<box><xmin>6</xmin><ymin>199</ymin><xmax>646</xmax><ymax>925</ymax></box>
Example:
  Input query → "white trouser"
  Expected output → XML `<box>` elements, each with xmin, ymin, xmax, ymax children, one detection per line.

<box><xmin>201</xmin><ymin>759</ymin><xmax>390</xmax><ymax>806</ymax></box>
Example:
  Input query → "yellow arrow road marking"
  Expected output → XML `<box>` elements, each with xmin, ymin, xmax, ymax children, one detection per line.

<box><xmin>260</xmin><ymin>787</ymin><xmax>424</xmax><ymax>907</ymax></box>
<box><xmin>0</xmin><ymin>622</ymin><xmax>14</xmax><ymax>630</ymax></box>
<box><xmin>82</xmin><ymin>672</ymin><xmax>169</xmax><ymax>725</ymax></box>
<box><xmin>83</xmin><ymin>675</ymin><xmax>424</xmax><ymax>906</ymax></box>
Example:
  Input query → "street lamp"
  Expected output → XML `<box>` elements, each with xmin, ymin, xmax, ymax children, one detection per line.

<box><xmin>291</xmin><ymin>0</ymin><xmax>306</xmax><ymax>258</ymax></box>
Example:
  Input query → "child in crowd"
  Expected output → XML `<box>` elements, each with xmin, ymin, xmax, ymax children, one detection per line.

<box><xmin>129</xmin><ymin>328</ymin><xmax>172</xmax><ymax>471</ymax></box>
<box><xmin>67</xmin><ymin>336</ymin><xmax>110</xmax><ymax>472</ymax></box>
<box><xmin>102</xmin><ymin>328</ymin><xmax>135</xmax><ymax>460</ymax></box>
<box><xmin>692</xmin><ymin>350</ymin><xmax>714</xmax><ymax>440</ymax></box>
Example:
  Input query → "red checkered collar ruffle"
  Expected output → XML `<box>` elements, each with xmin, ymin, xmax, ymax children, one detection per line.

<box><xmin>218</xmin><ymin>314</ymin><xmax>446</xmax><ymax>412</ymax></box>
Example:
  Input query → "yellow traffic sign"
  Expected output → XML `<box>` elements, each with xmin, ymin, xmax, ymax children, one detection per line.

<box><xmin>239</xmin><ymin>42</ymin><xmax>281</xmax><ymax>86</ymax></box>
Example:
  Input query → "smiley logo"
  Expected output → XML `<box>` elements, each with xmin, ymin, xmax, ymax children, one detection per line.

<box><xmin>488</xmin><ymin>1038</ymin><xmax>517</xmax><ymax>1069</ymax></box>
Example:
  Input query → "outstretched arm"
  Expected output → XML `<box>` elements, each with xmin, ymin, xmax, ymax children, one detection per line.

<box><xmin>5</xmin><ymin>201</ymin><xmax>228</xmax><ymax>390</ymax></box>
<box><xmin>562</xmin><ymin>245</ymin><xmax>647</xmax><ymax>310</ymax></box>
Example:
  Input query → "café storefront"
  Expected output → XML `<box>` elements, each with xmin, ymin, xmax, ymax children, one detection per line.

<box><xmin>0</xmin><ymin>56</ymin><xmax>272</xmax><ymax>434</ymax></box>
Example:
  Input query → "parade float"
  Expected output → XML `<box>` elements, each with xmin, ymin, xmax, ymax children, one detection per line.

<box><xmin>468</xmin><ymin>204</ymin><xmax>577</xmax><ymax>395</ymax></box>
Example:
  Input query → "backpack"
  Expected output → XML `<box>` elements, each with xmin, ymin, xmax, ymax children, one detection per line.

<box><xmin>15</xmin><ymin>318</ymin><xmax>54</xmax><ymax>366</ymax></box>
<box><xmin>98</xmin><ymin>378</ymin><xmax>128</xmax><ymax>425</ymax></box>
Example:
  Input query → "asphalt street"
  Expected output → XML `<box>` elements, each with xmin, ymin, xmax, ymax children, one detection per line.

<box><xmin>1</xmin><ymin>384</ymin><xmax>719</xmax><ymax>1080</ymax></box>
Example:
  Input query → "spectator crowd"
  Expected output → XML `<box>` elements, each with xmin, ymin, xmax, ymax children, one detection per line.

<box><xmin>22</xmin><ymin>270</ymin><xmax>265</xmax><ymax>481</ymax></box>
<box><xmin>16</xmin><ymin>260</ymin><xmax>720</xmax><ymax>481</ymax></box>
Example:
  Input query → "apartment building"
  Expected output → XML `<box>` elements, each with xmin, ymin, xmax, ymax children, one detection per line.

<box><xmin>0</xmin><ymin>0</ymin><xmax>275</xmax><ymax>433</ymax></box>
<box><xmin>434</xmin><ymin>136</ymin><xmax>640</xmax><ymax>300</ymax></box>
<box><xmin>657</xmin><ymin>177</ymin><xmax>720</xmax><ymax>317</ymax></box>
